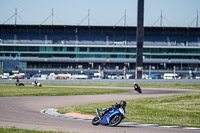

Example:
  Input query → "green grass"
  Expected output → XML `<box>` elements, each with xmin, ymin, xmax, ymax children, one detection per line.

<box><xmin>58</xmin><ymin>93</ymin><xmax>200</xmax><ymax>128</ymax></box>
<box><xmin>0</xmin><ymin>127</ymin><xmax>69</xmax><ymax>133</ymax></box>
<box><xmin>0</xmin><ymin>85</ymin><xmax>130</xmax><ymax>97</ymax></box>
<box><xmin>1</xmin><ymin>83</ymin><xmax>200</xmax><ymax>89</ymax></box>
<box><xmin>140</xmin><ymin>84</ymin><xmax>200</xmax><ymax>90</ymax></box>
<box><xmin>38</xmin><ymin>83</ymin><xmax>200</xmax><ymax>90</ymax></box>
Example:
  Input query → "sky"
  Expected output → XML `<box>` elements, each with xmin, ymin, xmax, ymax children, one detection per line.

<box><xmin>0</xmin><ymin>0</ymin><xmax>200</xmax><ymax>27</ymax></box>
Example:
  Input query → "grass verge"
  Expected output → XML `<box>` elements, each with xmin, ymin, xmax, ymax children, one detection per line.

<box><xmin>0</xmin><ymin>85</ymin><xmax>130</xmax><ymax>97</ymax></box>
<box><xmin>44</xmin><ymin>83</ymin><xmax>200</xmax><ymax>89</ymax></box>
<box><xmin>58</xmin><ymin>92</ymin><xmax>200</xmax><ymax>128</ymax></box>
<box><xmin>140</xmin><ymin>84</ymin><xmax>200</xmax><ymax>90</ymax></box>
<box><xmin>0</xmin><ymin>127</ymin><xmax>68</xmax><ymax>133</ymax></box>
<box><xmin>1</xmin><ymin>83</ymin><xmax>200</xmax><ymax>89</ymax></box>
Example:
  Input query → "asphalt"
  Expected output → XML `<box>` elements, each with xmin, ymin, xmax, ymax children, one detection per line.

<box><xmin>0</xmin><ymin>87</ymin><xmax>200</xmax><ymax>133</ymax></box>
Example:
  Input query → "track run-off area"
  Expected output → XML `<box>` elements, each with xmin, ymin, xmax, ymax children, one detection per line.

<box><xmin>0</xmin><ymin>84</ymin><xmax>200</xmax><ymax>133</ymax></box>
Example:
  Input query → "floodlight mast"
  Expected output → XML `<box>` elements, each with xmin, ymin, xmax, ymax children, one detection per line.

<box><xmin>135</xmin><ymin>0</ymin><xmax>144</xmax><ymax>79</ymax></box>
<box><xmin>15</xmin><ymin>8</ymin><xmax>17</xmax><ymax>25</ymax></box>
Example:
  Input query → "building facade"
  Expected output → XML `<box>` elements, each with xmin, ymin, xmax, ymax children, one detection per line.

<box><xmin>0</xmin><ymin>24</ymin><xmax>200</xmax><ymax>74</ymax></box>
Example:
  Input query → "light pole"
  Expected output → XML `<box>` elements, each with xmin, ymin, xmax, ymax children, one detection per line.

<box><xmin>136</xmin><ymin>0</ymin><xmax>144</xmax><ymax>79</ymax></box>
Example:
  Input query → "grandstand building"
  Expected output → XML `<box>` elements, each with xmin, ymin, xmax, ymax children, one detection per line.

<box><xmin>0</xmin><ymin>24</ymin><xmax>200</xmax><ymax>75</ymax></box>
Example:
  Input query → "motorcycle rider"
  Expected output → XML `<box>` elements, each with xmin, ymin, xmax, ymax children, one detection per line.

<box><xmin>16</xmin><ymin>78</ymin><xmax>20</xmax><ymax>83</ymax></box>
<box><xmin>133</xmin><ymin>82</ymin><xmax>142</xmax><ymax>93</ymax></box>
<box><xmin>16</xmin><ymin>78</ymin><xmax>20</xmax><ymax>85</ymax></box>
<box><xmin>34</xmin><ymin>80</ymin><xmax>38</xmax><ymax>85</ymax></box>
<box><xmin>100</xmin><ymin>101</ymin><xmax>127</xmax><ymax>118</ymax></box>
<box><xmin>15</xmin><ymin>78</ymin><xmax>24</xmax><ymax>86</ymax></box>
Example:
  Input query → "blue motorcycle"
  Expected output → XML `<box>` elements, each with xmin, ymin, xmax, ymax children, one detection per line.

<box><xmin>92</xmin><ymin>101</ymin><xmax>127</xmax><ymax>127</ymax></box>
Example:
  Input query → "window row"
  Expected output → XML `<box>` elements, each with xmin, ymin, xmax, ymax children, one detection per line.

<box><xmin>0</xmin><ymin>46</ymin><xmax>200</xmax><ymax>53</ymax></box>
<box><xmin>1</xmin><ymin>53</ymin><xmax>200</xmax><ymax>59</ymax></box>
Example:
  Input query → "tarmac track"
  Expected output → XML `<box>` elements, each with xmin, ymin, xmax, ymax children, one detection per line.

<box><xmin>0</xmin><ymin>86</ymin><xmax>200</xmax><ymax>133</ymax></box>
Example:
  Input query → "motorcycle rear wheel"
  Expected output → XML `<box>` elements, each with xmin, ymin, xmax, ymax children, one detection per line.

<box><xmin>92</xmin><ymin>116</ymin><xmax>100</xmax><ymax>125</ymax></box>
<box><xmin>109</xmin><ymin>114</ymin><xmax>122</xmax><ymax>127</ymax></box>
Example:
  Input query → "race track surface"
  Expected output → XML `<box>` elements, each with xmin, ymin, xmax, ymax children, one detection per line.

<box><xmin>0</xmin><ymin>87</ymin><xmax>199</xmax><ymax>133</ymax></box>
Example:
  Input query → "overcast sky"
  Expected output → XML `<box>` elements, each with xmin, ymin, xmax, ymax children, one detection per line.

<box><xmin>0</xmin><ymin>0</ymin><xmax>200</xmax><ymax>27</ymax></box>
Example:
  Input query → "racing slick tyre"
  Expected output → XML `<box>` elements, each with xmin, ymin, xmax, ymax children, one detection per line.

<box><xmin>109</xmin><ymin>114</ymin><xmax>122</xmax><ymax>127</ymax></box>
<box><xmin>92</xmin><ymin>116</ymin><xmax>100</xmax><ymax>125</ymax></box>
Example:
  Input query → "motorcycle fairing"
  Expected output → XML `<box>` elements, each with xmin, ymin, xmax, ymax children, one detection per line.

<box><xmin>99</xmin><ymin>109</ymin><xmax>121</xmax><ymax>125</ymax></box>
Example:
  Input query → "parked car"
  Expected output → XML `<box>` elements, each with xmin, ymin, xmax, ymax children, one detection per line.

<box><xmin>150</xmin><ymin>73</ymin><xmax>162</xmax><ymax>79</ymax></box>
<box><xmin>163</xmin><ymin>73</ymin><xmax>179</xmax><ymax>79</ymax></box>
<box><xmin>31</xmin><ymin>74</ymin><xmax>47</xmax><ymax>80</ymax></box>
<box><xmin>142</xmin><ymin>74</ymin><xmax>149</xmax><ymax>79</ymax></box>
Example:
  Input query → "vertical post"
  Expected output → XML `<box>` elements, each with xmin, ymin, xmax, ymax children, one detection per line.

<box><xmin>15</xmin><ymin>8</ymin><xmax>17</xmax><ymax>25</ymax></box>
<box><xmin>149</xmin><ymin>65</ymin><xmax>151</xmax><ymax>79</ymax></box>
<box><xmin>124</xmin><ymin>9</ymin><xmax>127</xmax><ymax>26</ymax></box>
<box><xmin>88</xmin><ymin>9</ymin><xmax>90</xmax><ymax>26</ymax></box>
<box><xmin>174</xmin><ymin>65</ymin><xmax>176</xmax><ymax>74</ymax></box>
<box><xmin>136</xmin><ymin>0</ymin><xmax>144</xmax><ymax>79</ymax></box>
<box><xmin>197</xmin><ymin>10</ymin><xmax>199</xmax><ymax>27</ymax></box>
<box><xmin>160</xmin><ymin>10</ymin><xmax>163</xmax><ymax>27</ymax></box>
<box><xmin>52</xmin><ymin>8</ymin><xmax>54</xmax><ymax>25</ymax></box>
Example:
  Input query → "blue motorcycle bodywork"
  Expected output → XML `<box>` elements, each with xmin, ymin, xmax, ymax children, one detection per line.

<box><xmin>99</xmin><ymin>109</ymin><xmax>121</xmax><ymax>125</ymax></box>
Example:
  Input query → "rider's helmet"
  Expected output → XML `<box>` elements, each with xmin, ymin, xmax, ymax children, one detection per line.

<box><xmin>120</xmin><ymin>101</ymin><xmax>127</xmax><ymax>107</ymax></box>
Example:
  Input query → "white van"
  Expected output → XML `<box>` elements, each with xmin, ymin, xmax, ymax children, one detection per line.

<box><xmin>164</xmin><ymin>73</ymin><xmax>179</xmax><ymax>79</ymax></box>
<box><xmin>72</xmin><ymin>73</ymin><xmax>88</xmax><ymax>79</ymax></box>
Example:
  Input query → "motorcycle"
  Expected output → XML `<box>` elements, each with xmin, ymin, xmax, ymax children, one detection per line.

<box><xmin>133</xmin><ymin>82</ymin><xmax>142</xmax><ymax>93</ymax></box>
<box><xmin>32</xmin><ymin>81</ymin><xmax>42</xmax><ymax>87</ymax></box>
<box><xmin>92</xmin><ymin>101</ymin><xmax>126</xmax><ymax>127</ymax></box>
<box><xmin>16</xmin><ymin>82</ymin><xmax>24</xmax><ymax>86</ymax></box>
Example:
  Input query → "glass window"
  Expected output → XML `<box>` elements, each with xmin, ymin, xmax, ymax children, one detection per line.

<box><xmin>53</xmin><ymin>47</ymin><xmax>60</xmax><ymax>51</ymax></box>
<box><xmin>27</xmin><ymin>47</ymin><xmax>39</xmax><ymax>52</ymax></box>
<box><xmin>102</xmin><ymin>48</ymin><xmax>113</xmax><ymax>52</ymax></box>
<box><xmin>117</xmin><ymin>55</ymin><xmax>125</xmax><ymax>58</ymax></box>
<box><xmin>80</xmin><ymin>47</ymin><xmax>87</xmax><ymax>52</ymax></box>
<box><xmin>62</xmin><ymin>47</ymin><xmax>67</xmax><ymax>52</ymax></box>
<box><xmin>90</xmin><ymin>47</ymin><xmax>101</xmax><ymax>52</ymax></box>
<box><xmin>3</xmin><ymin>46</ymin><xmax>12</xmax><ymax>51</ymax></box>
<box><xmin>144</xmin><ymin>48</ymin><xmax>150</xmax><ymax>53</ymax></box>
<box><xmin>127</xmin><ymin>48</ymin><xmax>135</xmax><ymax>53</ymax></box>
<box><xmin>110</xmin><ymin>55</ymin><xmax>117</xmax><ymax>58</ymax></box>
<box><xmin>46</xmin><ymin>47</ymin><xmax>53</xmax><ymax>52</ymax></box>
<box><xmin>39</xmin><ymin>47</ymin><xmax>46</xmax><ymax>51</ymax></box>
<box><xmin>19</xmin><ymin>62</ymin><xmax>27</xmax><ymax>69</ymax></box>
<box><xmin>16</xmin><ymin>47</ymin><xmax>27</xmax><ymax>51</ymax></box>
<box><xmin>67</xmin><ymin>47</ymin><xmax>75</xmax><ymax>52</ymax></box>
<box><xmin>114</xmin><ymin>48</ymin><xmax>125</xmax><ymax>52</ymax></box>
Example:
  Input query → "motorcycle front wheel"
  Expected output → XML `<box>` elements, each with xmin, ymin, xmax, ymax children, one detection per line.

<box><xmin>92</xmin><ymin>116</ymin><xmax>100</xmax><ymax>125</ymax></box>
<box><xmin>137</xmin><ymin>88</ymin><xmax>142</xmax><ymax>93</ymax></box>
<box><xmin>109</xmin><ymin>114</ymin><xmax>122</xmax><ymax>127</ymax></box>
<box><xmin>135</xmin><ymin>88</ymin><xmax>142</xmax><ymax>93</ymax></box>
